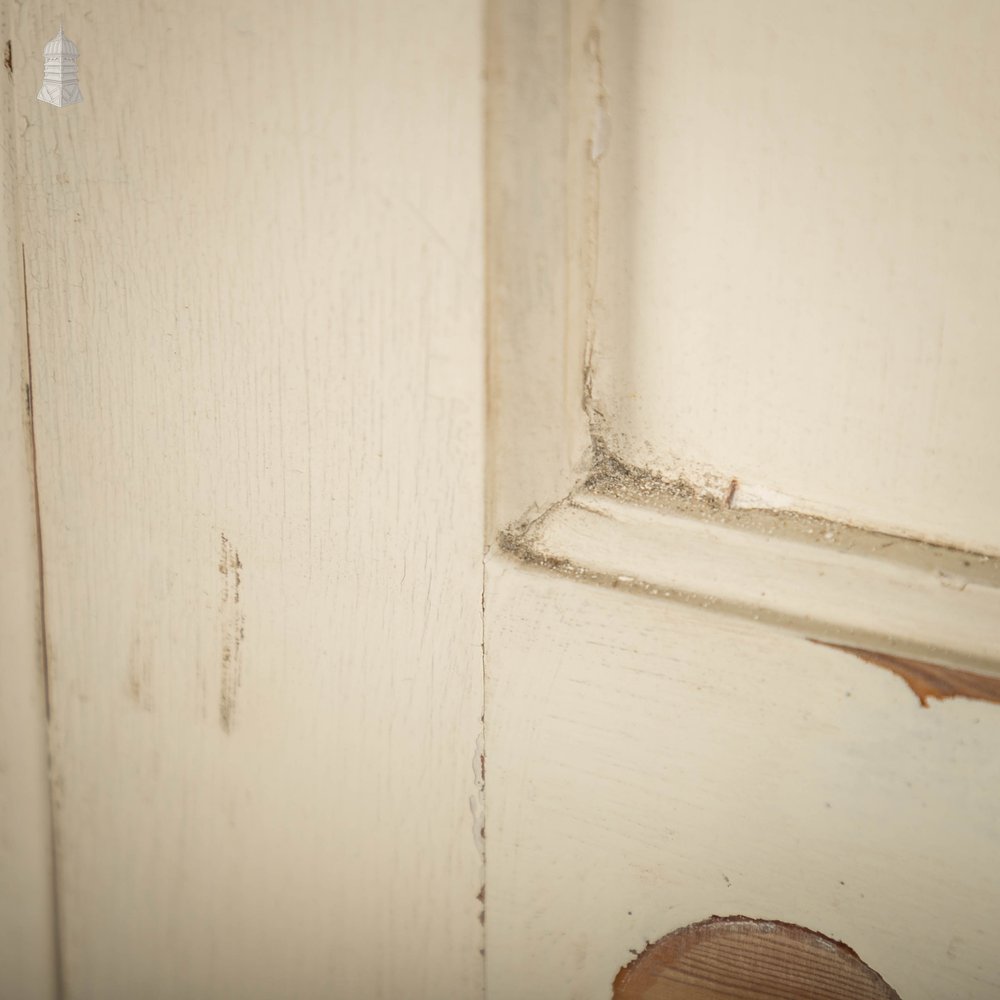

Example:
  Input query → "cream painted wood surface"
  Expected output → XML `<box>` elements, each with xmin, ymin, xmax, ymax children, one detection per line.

<box><xmin>7</xmin><ymin>2</ymin><xmax>485</xmax><ymax>998</ymax></box>
<box><xmin>588</xmin><ymin>0</ymin><xmax>1000</xmax><ymax>554</ymax></box>
<box><xmin>485</xmin><ymin>557</ymin><xmax>1000</xmax><ymax>999</ymax></box>
<box><xmin>515</xmin><ymin>487</ymin><xmax>1000</xmax><ymax>675</ymax></box>
<box><xmin>0</xmin><ymin>9</ymin><xmax>58</xmax><ymax>993</ymax></box>
<box><xmin>486</xmin><ymin>1</ymin><xmax>590</xmax><ymax>536</ymax></box>
<box><xmin>484</xmin><ymin>3</ymin><xmax>1000</xmax><ymax>998</ymax></box>
<box><xmin>8</xmin><ymin>3</ymin><xmax>1000</xmax><ymax>998</ymax></box>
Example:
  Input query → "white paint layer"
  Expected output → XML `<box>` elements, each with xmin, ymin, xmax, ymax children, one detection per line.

<box><xmin>525</xmin><ymin>489</ymin><xmax>1000</xmax><ymax>674</ymax></box>
<box><xmin>0</xmin><ymin>14</ymin><xmax>58</xmax><ymax>994</ymax></box>
<box><xmin>590</xmin><ymin>0</ymin><xmax>1000</xmax><ymax>554</ymax></box>
<box><xmin>12</xmin><ymin>2</ymin><xmax>485</xmax><ymax>997</ymax></box>
<box><xmin>485</xmin><ymin>556</ymin><xmax>1000</xmax><ymax>1000</ymax></box>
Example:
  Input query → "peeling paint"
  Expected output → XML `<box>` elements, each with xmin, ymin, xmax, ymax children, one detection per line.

<box><xmin>469</xmin><ymin>794</ymin><xmax>485</xmax><ymax>856</ymax></box>
<box><xmin>470</xmin><ymin>728</ymin><xmax>486</xmax><ymax>862</ymax></box>
<box><xmin>814</xmin><ymin>641</ymin><xmax>1000</xmax><ymax>708</ymax></box>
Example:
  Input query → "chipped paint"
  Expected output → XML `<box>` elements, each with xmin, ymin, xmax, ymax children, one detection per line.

<box><xmin>470</xmin><ymin>730</ymin><xmax>486</xmax><ymax>861</ymax></box>
<box><xmin>586</xmin><ymin>26</ymin><xmax>611</xmax><ymax>164</ymax></box>
<box><xmin>127</xmin><ymin>632</ymin><xmax>154</xmax><ymax>712</ymax></box>
<box><xmin>814</xmin><ymin>641</ymin><xmax>1000</xmax><ymax>708</ymax></box>
<box><xmin>218</xmin><ymin>533</ymin><xmax>245</xmax><ymax>733</ymax></box>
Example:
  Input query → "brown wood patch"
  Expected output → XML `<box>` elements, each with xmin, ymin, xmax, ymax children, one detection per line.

<box><xmin>813</xmin><ymin>641</ymin><xmax>1000</xmax><ymax>708</ymax></box>
<box><xmin>613</xmin><ymin>915</ymin><xmax>900</xmax><ymax>1000</ymax></box>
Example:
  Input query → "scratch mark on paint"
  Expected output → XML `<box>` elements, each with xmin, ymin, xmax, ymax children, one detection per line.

<box><xmin>21</xmin><ymin>235</ymin><xmax>66</xmax><ymax>998</ymax></box>
<box><xmin>127</xmin><ymin>632</ymin><xmax>154</xmax><ymax>712</ymax></box>
<box><xmin>813</xmin><ymin>641</ymin><xmax>1000</xmax><ymax>708</ymax></box>
<box><xmin>21</xmin><ymin>244</ymin><xmax>54</xmax><ymax>726</ymax></box>
<box><xmin>937</xmin><ymin>570</ymin><xmax>968</xmax><ymax>592</ymax></box>
<box><xmin>218</xmin><ymin>533</ymin><xmax>245</xmax><ymax>732</ymax></box>
<box><xmin>4</xmin><ymin>41</ymin><xmax>12</xmax><ymax>76</ymax></box>
<box><xmin>479</xmin><ymin>554</ymin><xmax>487</xmax><ymax>961</ymax></box>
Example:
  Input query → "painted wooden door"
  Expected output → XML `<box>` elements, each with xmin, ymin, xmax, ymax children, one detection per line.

<box><xmin>4</xmin><ymin>2</ymin><xmax>1000</xmax><ymax>999</ymax></box>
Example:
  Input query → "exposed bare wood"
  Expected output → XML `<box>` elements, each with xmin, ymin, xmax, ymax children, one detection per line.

<box><xmin>815</xmin><ymin>642</ymin><xmax>1000</xmax><ymax>709</ymax></box>
<box><xmin>613</xmin><ymin>916</ymin><xmax>900</xmax><ymax>1000</ymax></box>
<box><xmin>12</xmin><ymin>2</ymin><xmax>485</xmax><ymax>997</ymax></box>
<box><xmin>587</xmin><ymin>0</ymin><xmax>1000</xmax><ymax>555</ymax></box>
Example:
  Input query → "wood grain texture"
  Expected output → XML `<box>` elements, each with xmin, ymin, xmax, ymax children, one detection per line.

<box><xmin>484</xmin><ymin>555</ymin><xmax>1000</xmax><ymax>1000</ymax></box>
<box><xmin>815</xmin><ymin>642</ymin><xmax>1000</xmax><ymax>709</ymax></box>
<box><xmin>12</xmin><ymin>2</ymin><xmax>484</xmax><ymax>997</ymax></box>
<box><xmin>0</xmin><ymin>12</ymin><xmax>58</xmax><ymax>996</ymax></box>
<box><xmin>588</xmin><ymin>0</ymin><xmax>1000</xmax><ymax>554</ymax></box>
<box><xmin>613</xmin><ymin>916</ymin><xmax>900</xmax><ymax>1000</ymax></box>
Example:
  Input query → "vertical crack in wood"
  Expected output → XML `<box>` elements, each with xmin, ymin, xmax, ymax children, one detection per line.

<box><xmin>22</xmin><ymin>243</ymin><xmax>49</xmax><ymax>721</ymax></box>
<box><xmin>21</xmin><ymin>241</ymin><xmax>65</xmax><ymax>999</ymax></box>
<box><xmin>218</xmin><ymin>533</ymin><xmax>245</xmax><ymax>734</ymax></box>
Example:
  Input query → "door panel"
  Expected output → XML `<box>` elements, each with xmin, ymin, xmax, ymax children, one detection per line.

<box><xmin>485</xmin><ymin>2</ymin><xmax>1000</xmax><ymax>998</ymax></box>
<box><xmin>0</xmin><ymin>7</ymin><xmax>58</xmax><ymax>989</ymax></box>
<box><xmin>8</xmin><ymin>2</ymin><xmax>485</xmax><ymax>997</ymax></box>
<box><xmin>589</xmin><ymin>0</ymin><xmax>1000</xmax><ymax>553</ymax></box>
